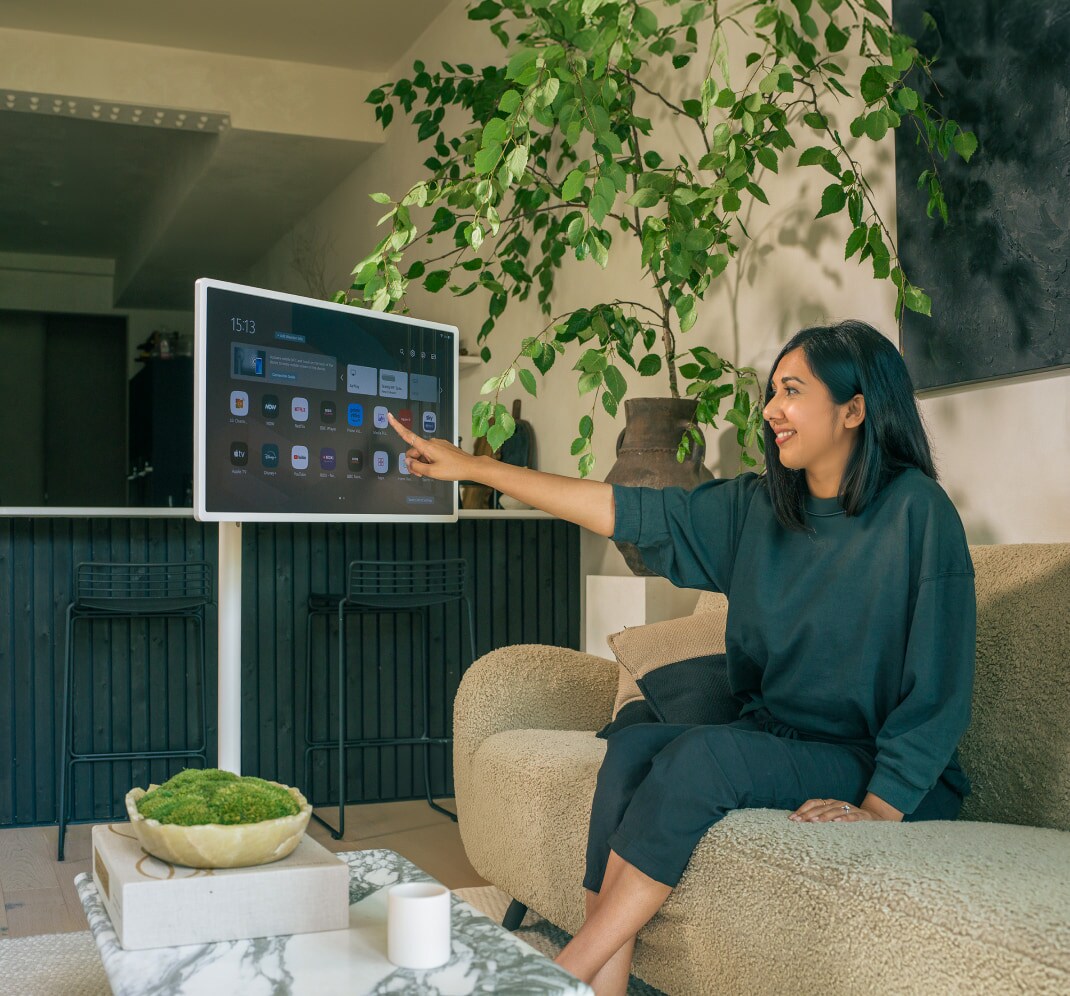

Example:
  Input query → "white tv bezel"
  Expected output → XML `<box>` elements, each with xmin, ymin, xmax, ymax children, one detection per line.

<box><xmin>194</xmin><ymin>277</ymin><xmax>459</xmax><ymax>523</ymax></box>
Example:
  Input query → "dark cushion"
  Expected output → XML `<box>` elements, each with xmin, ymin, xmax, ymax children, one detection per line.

<box><xmin>596</xmin><ymin>613</ymin><xmax>740</xmax><ymax>738</ymax></box>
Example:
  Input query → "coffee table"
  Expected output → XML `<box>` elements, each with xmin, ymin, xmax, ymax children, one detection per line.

<box><xmin>76</xmin><ymin>847</ymin><xmax>592</xmax><ymax>995</ymax></box>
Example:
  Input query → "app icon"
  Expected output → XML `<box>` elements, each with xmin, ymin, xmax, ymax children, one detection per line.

<box><xmin>320</xmin><ymin>400</ymin><xmax>336</xmax><ymax>423</ymax></box>
<box><xmin>422</xmin><ymin>411</ymin><xmax>437</xmax><ymax>433</ymax></box>
<box><xmin>373</xmin><ymin>450</ymin><xmax>389</xmax><ymax>474</ymax></box>
<box><xmin>347</xmin><ymin>403</ymin><xmax>363</xmax><ymax>427</ymax></box>
<box><xmin>262</xmin><ymin>394</ymin><xmax>280</xmax><ymax>419</ymax></box>
<box><xmin>347</xmin><ymin>449</ymin><xmax>364</xmax><ymax>472</ymax></box>
<box><xmin>320</xmin><ymin>448</ymin><xmax>336</xmax><ymax>470</ymax></box>
<box><xmin>230</xmin><ymin>442</ymin><xmax>248</xmax><ymax>466</ymax></box>
<box><xmin>373</xmin><ymin>406</ymin><xmax>389</xmax><ymax>429</ymax></box>
<box><xmin>398</xmin><ymin>409</ymin><xmax>413</xmax><ymax>429</ymax></box>
<box><xmin>261</xmin><ymin>443</ymin><xmax>279</xmax><ymax>468</ymax></box>
<box><xmin>291</xmin><ymin>445</ymin><xmax>309</xmax><ymax>470</ymax></box>
<box><xmin>291</xmin><ymin>397</ymin><xmax>309</xmax><ymax>422</ymax></box>
<box><xmin>398</xmin><ymin>453</ymin><xmax>410</xmax><ymax>475</ymax></box>
<box><xmin>230</xmin><ymin>391</ymin><xmax>249</xmax><ymax>417</ymax></box>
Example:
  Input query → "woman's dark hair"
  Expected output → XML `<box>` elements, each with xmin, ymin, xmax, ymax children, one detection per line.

<box><xmin>761</xmin><ymin>319</ymin><xmax>936</xmax><ymax>532</ymax></box>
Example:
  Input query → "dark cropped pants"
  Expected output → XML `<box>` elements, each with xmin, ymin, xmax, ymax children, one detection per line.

<box><xmin>584</xmin><ymin>710</ymin><xmax>963</xmax><ymax>892</ymax></box>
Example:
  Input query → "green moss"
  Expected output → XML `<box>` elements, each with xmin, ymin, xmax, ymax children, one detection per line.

<box><xmin>136</xmin><ymin>768</ymin><xmax>300</xmax><ymax>826</ymax></box>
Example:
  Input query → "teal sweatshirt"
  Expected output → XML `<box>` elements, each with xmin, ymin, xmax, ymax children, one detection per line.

<box><xmin>611</xmin><ymin>468</ymin><xmax>975</xmax><ymax>816</ymax></box>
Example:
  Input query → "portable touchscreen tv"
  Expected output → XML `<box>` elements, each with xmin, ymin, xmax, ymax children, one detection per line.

<box><xmin>194</xmin><ymin>278</ymin><xmax>459</xmax><ymax>522</ymax></box>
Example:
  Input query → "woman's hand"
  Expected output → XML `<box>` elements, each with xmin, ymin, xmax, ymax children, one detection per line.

<box><xmin>387</xmin><ymin>413</ymin><xmax>480</xmax><ymax>482</ymax></box>
<box><xmin>788</xmin><ymin>798</ymin><xmax>889</xmax><ymax>822</ymax></box>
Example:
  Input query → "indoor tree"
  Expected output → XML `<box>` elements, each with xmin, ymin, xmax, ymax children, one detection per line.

<box><xmin>341</xmin><ymin>0</ymin><xmax>976</xmax><ymax>475</ymax></box>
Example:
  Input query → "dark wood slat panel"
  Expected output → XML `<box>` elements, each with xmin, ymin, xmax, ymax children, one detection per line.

<box><xmin>2</xmin><ymin>516</ymin><xmax>578</xmax><ymax>827</ymax></box>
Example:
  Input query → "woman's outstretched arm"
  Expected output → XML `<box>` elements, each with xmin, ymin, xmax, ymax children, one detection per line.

<box><xmin>388</xmin><ymin>413</ymin><xmax>615</xmax><ymax>537</ymax></box>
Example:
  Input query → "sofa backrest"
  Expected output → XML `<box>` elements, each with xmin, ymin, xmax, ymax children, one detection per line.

<box><xmin>695</xmin><ymin>543</ymin><xmax>1070</xmax><ymax>832</ymax></box>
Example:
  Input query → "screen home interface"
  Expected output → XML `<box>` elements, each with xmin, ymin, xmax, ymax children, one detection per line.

<box><xmin>202</xmin><ymin>284</ymin><xmax>455</xmax><ymax>517</ymax></box>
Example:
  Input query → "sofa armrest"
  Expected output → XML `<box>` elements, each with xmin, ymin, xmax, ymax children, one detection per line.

<box><xmin>453</xmin><ymin>644</ymin><xmax>616</xmax><ymax>779</ymax></box>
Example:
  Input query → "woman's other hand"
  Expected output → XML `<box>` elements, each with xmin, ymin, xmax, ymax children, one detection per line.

<box><xmin>788</xmin><ymin>798</ymin><xmax>890</xmax><ymax>822</ymax></box>
<box><xmin>387</xmin><ymin>413</ymin><xmax>479</xmax><ymax>482</ymax></box>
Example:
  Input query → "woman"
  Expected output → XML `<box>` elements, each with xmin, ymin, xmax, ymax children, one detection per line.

<box><xmin>389</xmin><ymin>320</ymin><xmax>975</xmax><ymax>995</ymax></box>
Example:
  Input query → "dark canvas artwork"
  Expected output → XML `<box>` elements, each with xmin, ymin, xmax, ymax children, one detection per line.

<box><xmin>893</xmin><ymin>0</ymin><xmax>1070</xmax><ymax>391</ymax></box>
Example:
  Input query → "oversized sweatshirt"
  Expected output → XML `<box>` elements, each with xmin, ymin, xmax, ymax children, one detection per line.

<box><xmin>611</xmin><ymin>468</ymin><xmax>975</xmax><ymax>816</ymax></box>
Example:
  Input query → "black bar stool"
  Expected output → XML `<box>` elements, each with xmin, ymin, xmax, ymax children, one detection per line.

<box><xmin>303</xmin><ymin>558</ymin><xmax>476</xmax><ymax>839</ymax></box>
<box><xmin>57</xmin><ymin>561</ymin><xmax>212</xmax><ymax>860</ymax></box>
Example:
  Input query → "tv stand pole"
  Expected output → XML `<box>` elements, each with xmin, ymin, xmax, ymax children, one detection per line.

<box><xmin>217</xmin><ymin>520</ymin><xmax>243</xmax><ymax>773</ymax></box>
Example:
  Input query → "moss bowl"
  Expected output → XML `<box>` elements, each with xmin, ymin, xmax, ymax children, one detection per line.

<box><xmin>125</xmin><ymin>779</ymin><xmax>312</xmax><ymax>869</ymax></box>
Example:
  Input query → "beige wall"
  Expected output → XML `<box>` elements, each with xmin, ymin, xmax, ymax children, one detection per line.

<box><xmin>248</xmin><ymin>0</ymin><xmax>1070</xmax><ymax>583</ymax></box>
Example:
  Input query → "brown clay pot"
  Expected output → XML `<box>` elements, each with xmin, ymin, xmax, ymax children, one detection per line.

<box><xmin>604</xmin><ymin>397</ymin><xmax>713</xmax><ymax>576</ymax></box>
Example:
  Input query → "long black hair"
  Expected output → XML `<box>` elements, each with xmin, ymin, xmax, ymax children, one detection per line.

<box><xmin>761</xmin><ymin>320</ymin><xmax>937</xmax><ymax>532</ymax></box>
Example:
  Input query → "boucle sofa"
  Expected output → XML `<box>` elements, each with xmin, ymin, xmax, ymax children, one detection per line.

<box><xmin>454</xmin><ymin>544</ymin><xmax>1070</xmax><ymax>994</ymax></box>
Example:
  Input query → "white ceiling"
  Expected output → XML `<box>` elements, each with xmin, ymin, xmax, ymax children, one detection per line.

<box><xmin>0</xmin><ymin>0</ymin><xmax>453</xmax><ymax>70</ymax></box>
<box><xmin>0</xmin><ymin>1</ymin><xmax>455</xmax><ymax>309</ymax></box>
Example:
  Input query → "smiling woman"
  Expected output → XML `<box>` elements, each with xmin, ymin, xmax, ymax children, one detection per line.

<box><xmin>405</xmin><ymin>319</ymin><xmax>977</xmax><ymax>996</ymax></box>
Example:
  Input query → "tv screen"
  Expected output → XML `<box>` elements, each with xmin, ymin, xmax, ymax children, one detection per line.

<box><xmin>194</xmin><ymin>278</ymin><xmax>458</xmax><ymax>522</ymax></box>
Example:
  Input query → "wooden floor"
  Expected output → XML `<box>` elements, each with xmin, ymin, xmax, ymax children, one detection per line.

<box><xmin>0</xmin><ymin>799</ymin><xmax>487</xmax><ymax>939</ymax></box>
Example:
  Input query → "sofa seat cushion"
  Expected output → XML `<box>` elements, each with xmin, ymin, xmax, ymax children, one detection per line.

<box><xmin>461</xmin><ymin>728</ymin><xmax>1070</xmax><ymax>995</ymax></box>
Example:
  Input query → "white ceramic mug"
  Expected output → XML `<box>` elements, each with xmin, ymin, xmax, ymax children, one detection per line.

<box><xmin>386</xmin><ymin>882</ymin><xmax>452</xmax><ymax>969</ymax></box>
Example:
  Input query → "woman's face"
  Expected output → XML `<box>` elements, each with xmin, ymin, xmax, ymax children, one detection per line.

<box><xmin>761</xmin><ymin>347</ymin><xmax>865</xmax><ymax>497</ymax></box>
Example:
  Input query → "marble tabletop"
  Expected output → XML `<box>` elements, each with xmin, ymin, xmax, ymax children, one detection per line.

<box><xmin>77</xmin><ymin>847</ymin><xmax>592</xmax><ymax>996</ymax></box>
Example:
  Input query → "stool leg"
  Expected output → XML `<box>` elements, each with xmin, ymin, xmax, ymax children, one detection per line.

<box><xmin>336</xmin><ymin>602</ymin><xmax>347</xmax><ymax>840</ymax></box>
<box><xmin>420</xmin><ymin>607</ymin><xmax>456</xmax><ymax>822</ymax></box>
<box><xmin>196</xmin><ymin>611</ymin><xmax>208</xmax><ymax>763</ymax></box>
<box><xmin>57</xmin><ymin>606</ymin><xmax>75</xmax><ymax>861</ymax></box>
<box><xmin>303</xmin><ymin>608</ymin><xmax>315</xmax><ymax>800</ymax></box>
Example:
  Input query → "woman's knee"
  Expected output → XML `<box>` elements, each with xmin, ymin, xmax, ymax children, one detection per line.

<box><xmin>598</xmin><ymin>723</ymin><xmax>683</xmax><ymax>784</ymax></box>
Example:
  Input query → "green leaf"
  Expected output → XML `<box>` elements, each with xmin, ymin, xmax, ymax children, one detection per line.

<box><xmin>567</xmin><ymin>215</ymin><xmax>586</xmax><ymax>247</ymax></box>
<box><xmin>474</xmin><ymin>144</ymin><xmax>502</xmax><ymax>173</ymax></box>
<box><xmin>423</xmin><ymin>270</ymin><xmax>450</xmax><ymax>292</ymax></box>
<box><xmin>578</xmin><ymin>370</ymin><xmax>603</xmax><ymax>395</ymax></box>
<box><xmin>482</xmin><ymin>117</ymin><xmax>509</xmax><ymax>146</ymax></box>
<box><xmin>708</xmin><ymin>252</ymin><xmax>730</xmax><ymax>277</ymax></box>
<box><xmin>562</xmin><ymin>167</ymin><xmax>587</xmax><ymax>202</ymax></box>
<box><xmin>487</xmin><ymin>422</ymin><xmax>509</xmax><ymax>452</ymax></box>
<box><xmin>604</xmin><ymin>364</ymin><xmax>627</xmax><ymax>402</ymax></box>
<box><xmin>587</xmin><ymin>230</ymin><xmax>609</xmax><ymax>268</ymax></box>
<box><xmin>798</xmin><ymin>146</ymin><xmax>830</xmax><ymax>167</ymax></box>
<box><xmin>570</xmin><ymin>436</ymin><xmax>586</xmax><ymax>456</ymax></box>
<box><xmin>579</xmin><ymin>415</ymin><xmax>594</xmax><ymax>439</ymax></box>
<box><xmin>756</xmin><ymin>147</ymin><xmax>779</xmax><ymax>173</ymax></box>
<box><xmin>499</xmin><ymin>89</ymin><xmax>522</xmax><ymax>113</ymax></box>
<box><xmin>953</xmin><ymin>130</ymin><xmax>978</xmax><ymax>163</ymax></box>
<box><xmin>468</xmin><ymin>0</ymin><xmax>501</xmax><ymax>20</ymax></box>
<box><xmin>816</xmin><ymin>183</ymin><xmax>847</xmax><ymax>219</ymax></box>
<box><xmin>860</xmin><ymin>66</ymin><xmax>888</xmax><ymax>104</ymax></box>
<box><xmin>369</xmin><ymin>192</ymin><xmax>392</xmax><ymax>204</ymax></box>
<box><xmin>824</xmin><ymin>21</ymin><xmax>849</xmax><ymax>52</ymax></box>
<box><xmin>745</xmin><ymin>181</ymin><xmax>769</xmax><ymax>205</ymax></box>
<box><xmin>685</xmin><ymin>228</ymin><xmax>715</xmax><ymax>251</ymax></box>
<box><xmin>864</xmin><ymin>111</ymin><xmax>889</xmax><ymax>142</ymax></box>
<box><xmin>904</xmin><ymin>284</ymin><xmax>932</xmax><ymax>316</ymax></box>
<box><xmin>845</xmin><ymin>225</ymin><xmax>867</xmax><ymax>259</ymax></box>
<box><xmin>627</xmin><ymin>187</ymin><xmax>661</xmax><ymax>208</ymax></box>
<box><xmin>578</xmin><ymin>453</ymin><xmax>594</xmax><ymax>478</ymax></box>
<box><xmin>518</xmin><ymin>368</ymin><xmax>537</xmax><ymax>397</ymax></box>
<box><xmin>633</xmin><ymin>6</ymin><xmax>658</xmax><ymax>36</ymax></box>
<box><xmin>725</xmin><ymin>409</ymin><xmax>747</xmax><ymax>431</ymax></box>
<box><xmin>637</xmin><ymin>354</ymin><xmax>662</xmax><ymax>376</ymax></box>
<box><xmin>897</xmin><ymin>86</ymin><xmax>919</xmax><ymax>111</ymax></box>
